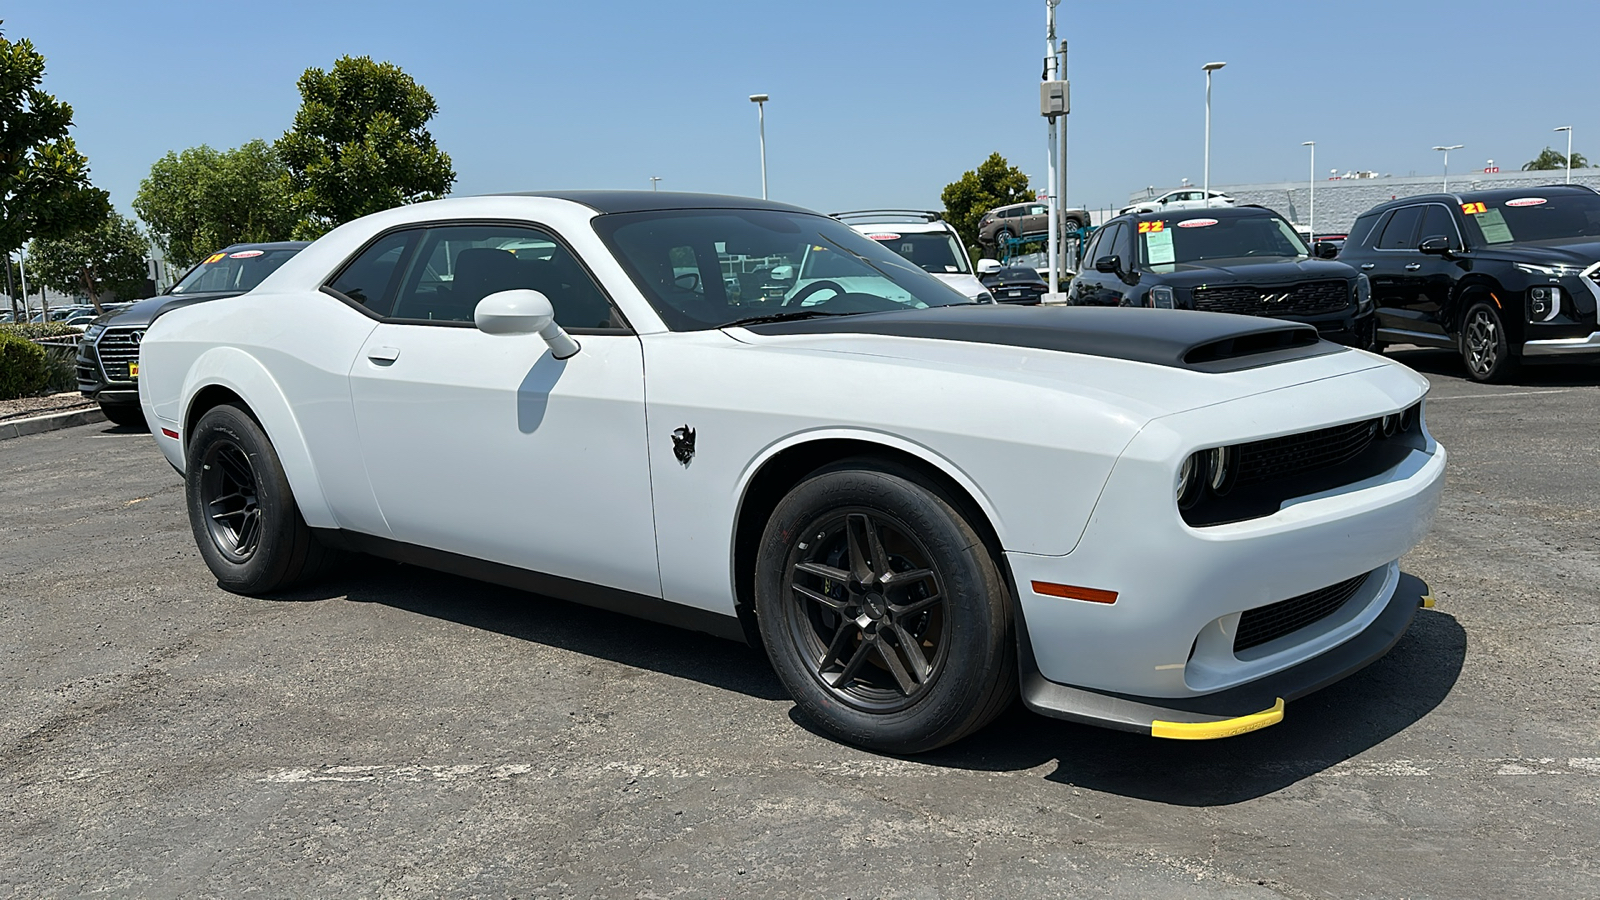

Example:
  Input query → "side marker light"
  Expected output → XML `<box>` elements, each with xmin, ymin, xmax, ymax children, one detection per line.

<box><xmin>1031</xmin><ymin>581</ymin><xmax>1118</xmax><ymax>604</ymax></box>
<box><xmin>161</xmin><ymin>428</ymin><xmax>179</xmax><ymax>439</ymax></box>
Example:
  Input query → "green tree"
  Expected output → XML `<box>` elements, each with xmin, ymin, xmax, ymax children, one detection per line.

<box><xmin>0</xmin><ymin>21</ymin><xmax>113</xmax><ymax>320</ymax></box>
<box><xmin>134</xmin><ymin>139</ymin><xmax>297</xmax><ymax>269</ymax></box>
<box><xmin>1522</xmin><ymin>147</ymin><xmax>1589</xmax><ymax>171</ymax></box>
<box><xmin>277</xmin><ymin>55</ymin><xmax>455</xmax><ymax>239</ymax></box>
<box><xmin>27</xmin><ymin>212</ymin><xmax>151</xmax><ymax>311</ymax></box>
<box><xmin>940</xmin><ymin>153</ymin><xmax>1034</xmax><ymax>260</ymax></box>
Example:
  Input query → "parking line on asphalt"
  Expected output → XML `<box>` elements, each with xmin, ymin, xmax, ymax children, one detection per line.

<box><xmin>1427</xmin><ymin>389</ymin><xmax>1574</xmax><ymax>401</ymax></box>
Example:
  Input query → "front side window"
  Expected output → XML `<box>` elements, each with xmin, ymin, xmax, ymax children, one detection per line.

<box><xmin>1140</xmin><ymin>214</ymin><xmax>1308</xmax><ymax>269</ymax></box>
<box><xmin>387</xmin><ymin>224</ymin><xmax>623</xmax><ymax>330</ymax></box>
<box><xmin>593</xmin><ymin>209</ymin><xmax>975</xmax><ymax>331</ymax></box>
<box><xmin>1418</xmin><ymin>205</ymin><xmax>1459</xmax><ymax>247</ymax></box>
<box><xmin>171</xmin><ymin>247</ymin><xmax>302</xmax><ymax>296</ymax></box>
<box><xmin>1457</xmin><ymin>192</ymin><xmax>1600</xmax><ymax>245</ymax></box>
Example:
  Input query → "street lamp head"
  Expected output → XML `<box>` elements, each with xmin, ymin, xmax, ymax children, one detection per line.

<box><xmin>748</xmin><ymin>93</ymin><xmax>768</xmax><ymax>103</ymax></box>
<box><xmin>1554</xmin><ymin>125</ymin><xmax>1572</xmax><ymax>133</ymax></box>
<box><xmin>1432</xmin><ymin>144</ymin><xmax>1463</xmax><ymax>151</ymax></box>
<box><xmin>1202</xmin><ymin>61</ymin><xmax>1227</xmax><ymax>72</ymax></box>
<box><xmin>1302</xmin><ymin>140</ymin><xmax>1315</xmax><ymax>147</ymax></box>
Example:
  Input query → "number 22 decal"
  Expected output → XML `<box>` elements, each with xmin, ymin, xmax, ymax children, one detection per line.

<box><xmin>1138</xmin><ymin>221</ymin><xmax>1165</xmax><ymax>234</ymax></box>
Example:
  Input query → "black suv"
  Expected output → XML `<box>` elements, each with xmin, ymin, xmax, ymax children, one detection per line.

<box><xmin>1340</xmin><ymin>185</ymin><xmax>1600</xmax><ymax>382</ymax></box>
<box><xmin>77</xmin><ymin>242</ymin><xmax>308</xmax><ymax>426</ymax></box>
<box><xmin>1065</xmin><ymin>206</ymin><xmax>1374</xmax><ymax>347</ymax></box>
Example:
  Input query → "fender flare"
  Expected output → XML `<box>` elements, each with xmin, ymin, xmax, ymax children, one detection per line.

<box><xmin>180</xmin><ymin>347</ymin><xmax>336</xmax><ymax>529</ymax></box>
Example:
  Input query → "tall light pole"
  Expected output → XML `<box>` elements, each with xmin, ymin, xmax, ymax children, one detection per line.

<box><xmin>1432</xmin><ymin>144</ymin><xmax>1463</xmax><ymax>192</ymax></box>
<box><xmin>1554</xmin><ymin>126</ymin><xmax>1573</xmax><ymax>184</ymax></box>
<box><xmin>1202</xmin><ymin>62</ymin><xmax>1226</xmax><ymax>207</ymax></box>
<box><xmin>1044</xmin><ymin>0</ymin><xmax>1061</xmax><ymax>295</ymax></box>
<box><xmin>748</xmin><ymin>94</ymin><xmax>769</xmax><ymax>199</ymax></box>
<box><xmin>649</xmin><ymin>176</ymin><xmax>661</xmax><ymax>192</ymax></box>
<box><xmin>1301</xmin><ymin>141</ymin><xmax>1315</xmax><ymax>244</ymax></box>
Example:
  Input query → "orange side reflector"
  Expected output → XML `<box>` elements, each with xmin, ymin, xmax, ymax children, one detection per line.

<box><xmin>1031</xmin><ymin>581</ymin><xmax>1118</xmax><ymax>604</ymax></box>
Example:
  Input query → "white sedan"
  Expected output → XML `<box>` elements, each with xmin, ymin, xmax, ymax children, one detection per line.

<box><xmin>1120</xmin><ymin>188</ymin><xmax>1236</xmax><ymax>215</ymax></box>
<box><xmin>138</xmin><ymin>192</ymin><xmax>1445</xmax><ymax>752</ymax></box>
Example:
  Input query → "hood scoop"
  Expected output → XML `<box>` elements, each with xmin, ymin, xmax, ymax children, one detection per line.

<box><xmin>740</xmin><ymin>305</ymin><xmax>1340</xmax><ymax>373</ymax></box>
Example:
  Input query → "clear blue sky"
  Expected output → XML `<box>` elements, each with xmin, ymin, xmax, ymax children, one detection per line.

<box><xmin>8</xmin><ymin>0</ymin><xmax>1595</xmax><ymax>218</ymax></box>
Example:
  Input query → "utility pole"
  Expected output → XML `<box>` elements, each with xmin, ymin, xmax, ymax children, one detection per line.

<box><xmin>5</xmin><ymin>252</ymin><xmax>15</xmax><ymax>322</ymax></box>
<box><xmin>1041</xmin><ymin>0</ymin><xmax>1068</xmax><ymax>299</ymax></box>
<box><xmin>1057</xmin><ymin>39</ymin><xmax>1069</xmax><ymax>273</ymax></box>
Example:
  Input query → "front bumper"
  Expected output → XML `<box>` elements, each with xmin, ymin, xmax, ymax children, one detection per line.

<box><xmin>1006</xmin><ymin>360</ymin><xmax>1443</xmax><ymax>732</ymax></box>
<box><xmin>1523</xmin><ymin>329</ymin><xmax>1600</xmax><ymax>359</ymax></box>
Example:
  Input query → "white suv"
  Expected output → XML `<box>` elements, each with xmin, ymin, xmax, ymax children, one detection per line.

<box><xmin>834</xmin><ymin>210</ymin><xmax>992</xmax><ymax>302</ymax></box>
<box><xmin>1120</xmin><ymin>188</ymin><xmax>1235</xmax><ymax>215</ymax></box>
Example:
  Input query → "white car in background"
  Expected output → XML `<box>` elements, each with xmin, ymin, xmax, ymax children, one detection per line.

<box><xmin>1122</xmin><ymin>188</ymin><xmax>1236</xmax><ymax>215</ymax></box>
<box><xmin>138</xmin><ymin>191</ymin><xmax>1444</xmax><ymax>754</ymax></box>
<box><xmin>834</xmin><ymin>210</ymin><xmax>992</xmax><ymax>303</ymax></box>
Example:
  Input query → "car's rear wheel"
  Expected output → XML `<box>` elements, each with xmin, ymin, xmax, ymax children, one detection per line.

<box><xmin>98</xmin><ymin>401</ymin><xmax>148</xmax><ymax>430</ymax></box>
<box><xmin>754</xmin><ymin>462</ymin><xmax>1016</xmax><ymax>753</ymax></box>
<box><xmin>1460</xmin><ymin>300</ymin><xmax>1519</xmax><ymax>383</ymax></box>
<box><xmin>185</xmin><ymin>403</ymin><xmax>333</xmax><ymax>594</ymax></box>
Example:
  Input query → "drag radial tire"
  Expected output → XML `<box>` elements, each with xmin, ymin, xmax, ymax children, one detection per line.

<box><xmin>185</xmin><ymin>403</ymin><xmax>333</xmax><ymax>595</ymax></box>
<box><xmin>1459</xmin><ymin>300</ymin><xmax>1519</xmax><ymax>384</ymax></box>
<box><xmin>754</xmin><ymin>462</ymin><xmax>1017</xmax><ymax>753</ymax></box>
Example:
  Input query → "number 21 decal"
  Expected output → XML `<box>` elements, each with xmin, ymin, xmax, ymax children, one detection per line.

<box><xmin>1461</xmin><ymin>202</ymin><xmax>1487</xmax><ymax>214</ymax></box>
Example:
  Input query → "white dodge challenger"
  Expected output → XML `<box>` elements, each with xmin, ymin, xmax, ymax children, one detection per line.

<box><xmin>138</xmin><ymin>192</ymin><xmax>1445</xmax><ymax>752</ymax></box>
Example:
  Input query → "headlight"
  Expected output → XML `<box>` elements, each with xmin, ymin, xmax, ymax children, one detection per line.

<box><xmin>1527</xmin><ymin>285</ymin><xmax>1562</xmax><ymax>322</ymax></box>
<box><xmin>1148</xmin><ymin>285</ymin><xmax>1175</xmax><ymax>309</ymax></box>
<box><xmin>84</xmin><ymin>323</ymin><xmax>105</xmax><ymax>340</ymax></box>
<box><xmin>1354</xmin><ymin>273</ymin><xmax>1372</xmax><ymax>313</ymax></box>
<box><xmin>1514</xmin><ymin>262</ymin><xmax>1582</xmax><ymax>277</ymax></box>
<box><xmin>1176</xmin><ymin>453</ymin><xmax>1206</xmax><ymax>509</ymax></box>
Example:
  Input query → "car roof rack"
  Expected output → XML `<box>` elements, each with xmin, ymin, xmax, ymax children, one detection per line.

<box><xmin>832</xmin><ymin>209</ymin><xmax>944</xmax><ymax>223</ymax></box>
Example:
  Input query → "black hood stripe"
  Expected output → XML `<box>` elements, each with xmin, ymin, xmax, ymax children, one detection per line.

<box><xmin>740</xmin><ymin>306</ymin><xmax>1342</xmax><ymax>373</ymax></box>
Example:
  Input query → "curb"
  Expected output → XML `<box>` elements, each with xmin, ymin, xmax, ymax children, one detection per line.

<box><xmin>0</xmin><ymin>407</ymin><xmax>108</xmax><ymax>441</ymax></box>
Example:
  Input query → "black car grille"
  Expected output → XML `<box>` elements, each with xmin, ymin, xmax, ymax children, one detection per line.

<box><xmin>1192</xmin><ymin>280</ymin><xmax>1349</xmax><ymax>317</ymax></box>
<box><xmin>1234</xmin><ymin>417</ymin><xmax>1380</xmax><ymax>488</ymax></box>
<box><xmin>95</xmin><ymin>328</ymin><xmax>143</xmax><ymax>382</ymax></box>
<box><xmin>995</xmin><ymin>283</ymin><xmax>1047</xmax><ymax>303</ymax></box>
<box><xmin>1234</xmin><ymin>573</ymin><xmax>1369</xmax><ymax>653</ymax></box>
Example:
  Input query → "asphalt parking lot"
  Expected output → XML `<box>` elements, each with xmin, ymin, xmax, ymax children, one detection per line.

<box><xmin>1</xmin><ymin>348</ymin><xmax>1596</xmax><ymax>899</ymax></box>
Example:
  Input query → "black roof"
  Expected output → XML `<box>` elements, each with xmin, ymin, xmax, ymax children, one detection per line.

<box><xmin>490</xmin><ymin>190</ymin><xmax>818</xmax><ymax>216</ymax></box>
<box><xmin>1358</xmin><ymin>183</ymin><xmax>1597</xmax><ymax>217</ymax></box>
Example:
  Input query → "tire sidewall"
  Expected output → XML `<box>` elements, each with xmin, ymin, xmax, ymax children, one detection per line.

<box><xmin>184</xmin><ymin>404</ymin><xmax>302</xmax><ymax>594</ymax></box>
<box><xmin>754</xmin><ymin>465</ymin><xmax>1010</xmax><ymax>753</ymax></box>
<box><xmin>1460</xmin><ymin>300</ymin><xmax>1516</xmax><ymax>383</ymax></box>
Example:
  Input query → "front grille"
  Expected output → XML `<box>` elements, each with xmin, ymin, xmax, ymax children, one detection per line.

<box><xmin>95</xmin><ymin>328</ymin><xmax>143</xmax><ymax>382</ymax></box>
<box><xmin>1234</xmin><ymin>417</ymin><xmax>1379</xmax><ymax>488</ymax></box>
<box><xmin>1234</xmin><ymin>573</ymin><xmax>1368</xmax><ymax>653</ymax></box>
<box><xmin>1192</xmin><ymin>280</ymin><xmax>1349</xmax><ymax>317</ymax></box>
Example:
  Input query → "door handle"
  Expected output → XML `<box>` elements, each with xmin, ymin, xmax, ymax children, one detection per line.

<box><xmin>1404</xmin><ymin>263</ymin><xmax>1422</xmax><ymax>271</ymax></box>
<box><xmin>1359</xmin><ymin>263</ymin><xmax>1375</xmax><ymax>270</ymax></box>
<box><xmin>367</xmin><ymin>346</ymin><xmax>401</xmax><ymax>364</ymax></box>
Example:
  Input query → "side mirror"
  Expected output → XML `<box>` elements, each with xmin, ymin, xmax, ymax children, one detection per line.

<box><xmin>474</xmin><ymin>289</ymin><xmax>581</xmax><ymax>359</ymax></box>
<box><xmin>975</xmin><ymin>258</ymin><xmax>1003</xmax><ymax>275</ymax></box>
<box><xmin>1313</xmin><ymin>241</ymin><xmax>1340</xmax><ymax>259</ymax></box>
<box><xmin>1093</xmin><ymin>255</ymin><xmax>1122</xmax><ymax>274</ymax></box>
<box><xmin>1418</xmin><ymin>235</ymin><xmax>1454</xmax><ymax>256</ymax></box>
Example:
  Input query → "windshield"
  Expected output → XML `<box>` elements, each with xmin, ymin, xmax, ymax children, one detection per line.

<box><xmin>170</xmin><ymin>247</ymin><xmax>300</xmax><ymax>295</ymax></box>
<box><xmin>593</xmin><ymin>209</ymin><xmax>975</xmax><ymax>330</ymax></box>
<box><xmin>1139</xmin><ymin>214</ymin><xmax>1309</xmax><ymax>268</ymax></box>
<box><xmin>1458</xmin><ymin>193</ymin><xmax>1600</xmax><ymax>245</ymax></box>
<box><xmin>859</xmin><ymin>230</ymin><xmax>971</xmax><ymax>275</ymax></box>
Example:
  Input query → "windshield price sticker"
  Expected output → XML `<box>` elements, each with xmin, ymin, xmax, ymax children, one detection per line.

<box><xmin>1178</xmin><ymin>218</ymin><xmax>1219</xmax><ymax>228</ymax></box>
<box><xmin>1144</xmin><ymin>226</ymin><xmax>1175</xmax><ymax>265</ymax></box>
<box><xmin>1506</xmin><ymin>197</ymin><xmax>1548</xmax><ymax>208</ymax></box>
<box><xmin>229</xmin><ymin>249</ymin><xmax>265</xmax><ymax>258</ymax></box>
<box><xmin>1475</xmin><ymin>208</ymin><xmax>1513</xmax><ymax>244</ymax></box>
<box><xmin>203</xmin><ymin>252</ymin><xmax>227</xmax><ymax>264</ymax></box>
<box><xmin>1461</xmin><ymin>202</ymin><xmax>1488</xmax><ymax>214</ymax></box>
<box><xmin>1137</xmin><ymin>220</ymin><xmax>1165</xmax><ymax>234</ymax></box>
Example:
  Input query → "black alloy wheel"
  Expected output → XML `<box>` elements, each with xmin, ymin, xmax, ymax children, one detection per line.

<box><xmin>784</xmin><ymin>509</ymin><xmax>950</xmax><ymax>712</ymax></box>
<box><xmin>1460</xmin><ymin>300</ymin><xmax>1518</xmax><ymax>383</ymax></box>
<box><xmin>186</xmin><ymin>403</ymin><xmax>334</xmax><ymax>594</ymax></box>
<box><xmin>755</xmin><ymin>463</ymin><xmax>1016</xmax><ymax>753</ymax></box>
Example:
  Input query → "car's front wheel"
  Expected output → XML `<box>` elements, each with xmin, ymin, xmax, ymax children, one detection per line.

<box><xmin>185</xmin><ymin>403</ymin><xmax>333</xmax><ymax>594</ymax></box>
<box><xmin>1460</xmin><ymin>300</ymin><xmax>1519</xmax><ymax>383</ymax></box>
<box><xmin>754</xmin><ymin>462</ymin><xmax>1016</xmax><ymax>753</ymax></box>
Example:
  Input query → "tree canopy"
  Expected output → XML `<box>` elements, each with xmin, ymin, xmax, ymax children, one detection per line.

<box><xmin>940</xmin><ymin>153</ymin><xmax>1034</xmax><ymax>259</ymax></box>
<box><xmin>27</xmin><ymin>212</ymin><xmax>151</xmax><ymax>311</ymax></box>
<box><xmin>1522</xmin><ymin>147</ymin><xmax>1589</xmax><ymax>171</ymax></box>
<box><xmin>134</xmin><ymin>140</ymin><xmax>297</xmax><ymax>269</ymax></box>
<box><xmin>0</xmin><ymin>21</ymin><xmax>111</xmax><ymax>259</ymax></box>
<box><xmin>277</xmin><ymin>55</ymin><xmax>455</xmax><ymax>239</ymax></box>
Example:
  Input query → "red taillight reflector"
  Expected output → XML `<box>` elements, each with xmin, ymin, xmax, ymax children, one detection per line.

<box><xmin>1031</xmin><ymin>581</ymin><xmax>1118</xmax><ymax>604</ymax></box>
<box><xmin>161</xmin><ymin>428</ymin><xmax>179</xmax><ymax>439</ymax></box>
